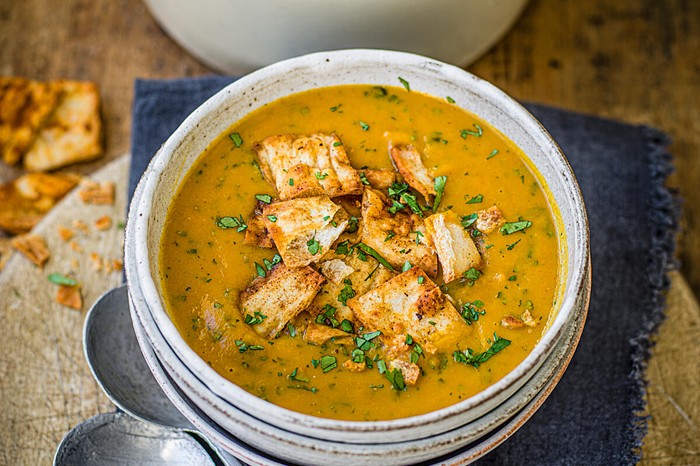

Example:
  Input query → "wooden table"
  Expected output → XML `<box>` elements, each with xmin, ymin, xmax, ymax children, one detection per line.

<box><xmin>1</xmin><ymin>0</ymin><xmax>698</xmax><ymax>464</ymax></box>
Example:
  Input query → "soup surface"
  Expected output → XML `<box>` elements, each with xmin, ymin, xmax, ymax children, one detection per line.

<box><xmin>160</xmin><ymin>84</ymin><xmax>562</xmax><ymax>421</ymax></box>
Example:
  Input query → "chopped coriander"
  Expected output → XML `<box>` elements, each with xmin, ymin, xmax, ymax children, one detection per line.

<box><xmin>216</xmin><ymin>214</ymin><xmax>247</xmax><ymax>232</ymax></box>
<box><xmin>388</xmin><ymin>200</ymin><xmax>405</xmax><ymax>214</ymax></box>
<box><xmin>316</xmin><ymin>304</ymin><xmax>340</xmax><ymax>328</ymax></box>
<box><xmin>460</xmin><ymin>124</ymin><xmax>483</xmax><ymax>138</ymax></box>
<box><xmin>355</xmin><ymin>330</ymin><xmax>381</xmax><ymax>351</ymax></box>
<box><xmin>356</xmin><ymin>243</ymin><xmax>395</xmax><ymax>271</ymax></box>
<box><xmin>244</xmin><ymin>311</ymin><xmax>267</xmax><ymax>325</ymax></box>
<box><xmin>359</xmin><ymin>121</ymin><xmax>370</xmax><ymax>131</ymax></box>
<box><xmin>412</xmin><ymin>230</ymin><xmax>424</xmax><ymax>245</ymax></box>
<box><xmin>386</xmin><ymin>368</ymin><xmax>406</xmax><ymax>390</ymax></box>
<box><xmin>116</xmin><ymin>221</ymin><xmax>126</xmax><ymax>229</ymax></box>
<box><xmin>323</xmin><ymin>215</ymin><xmax>330</xmax><ymax>221</ymax></box>
<box><xmin>376</xmin><ymin>359</ymin><xmax>388</xmax><ymax>374</ymax></box>
<box><xmin>401</xmin><ymin>191</ymin><xmax>423</xmax><ymax>216</ymax></box>
<box><xmin>466</xmin><ymin>194</ymin><xmax>483</xmax><ymax>204</ymax></box>
<box><xmin>288</xmin><ymin>178</ymin><xmax>295</xmax><ymax>186</ymax></box>
<box><xmin>254</xmin><ymin>262</ymin><xmax>266</xmax><ymax>277</ymax></box>
<box><xmin>262</xmin><ymin>254</ymin><xmax>282</xmax><ymax>270</ymax></box>
<box><xmin>288</xmin><ymin>368</ymin><xmax>310</xmax><ymax>382</ymax></box>
<box><xmin>433</xmin><ymin>175</ymin><xmax>447</xmax><ymax>212</ymax></box>
<box><xmin>461</xmin><ymin>213</ymin><xmax>478</xmax><ymax>229</ymax></box>
<box><xmin>267</xmin><ymin>215</ymin><xmax>278</xmax><ymax>222</ymax></box>
<box><xmin>287</xmin><ymin>323</ymin><xmax>297</xmax><ymax>337</ymax></box>
<box><xmin>509</xmin><ymin>275</ymin><xmax>517</xmax><ymax>281</ymax></box>
<box><xmin>186</xmin><ymin>248</ymin><xmax>198</xmax><ymax>254</ymax></box>
<box><xmin>446</xmin><ymin>96</ymin><xmax>456</xmax><ymax>103</ymax></box>
<box><xmin>398</xmin><ymin>77</ymin><xmax>411</xmax><ymax>91</ymax></box>
<box><xmin>307</xmin><ymin>236</ymin><xmax>321</xmax><ymax>255</ymax></box>
<box><xmin>335</xmin><ymin>240</ymin><xmax>350</xmax><ymax>255</ymax></box>
<box><xmin>229</xmin><ymin>132</ymin><xmax>243</xmax><ymax>147</ymax></box>
<box><xmin>338</xmin><ymin>279</ymin><xmax>356</xmax><ymax>305</ymax></box>
<box><xmin>453</xmin><ymin>333</ymin><xmax>511</xmax><ymax>368</ymax></box>
<box><xmin>388</xmin><ymin>182</ymin><xmax>409</xmax><ymax>198</ymax></box>
<box><xmin>311</xmin><ymin>358</ymin><xmax>320</xmax><ymax>368</ymax></box>
<box><xmin>500</xmin><ymin>219</ymin><xmax>532</xmax><ymax>235</ymax></box>
<box><xmin>417</xmin><ymin>275</ymin><xmax>425</xmax><ymax>284</ymax></box>
<box><xmin>346</xmin><ymin>216</ymin><xmax>359</xmax><ymax>233</ymax></box>
<box><xmin>402</xmin><ymin>261</ymin><xmax>412</xmax><ymax>272</ymax></box>
<box><xmin>506</xmin><ymin>239</ymin><xmax>521</xmax><ymax>250</ymax></box>
<box><xmin>460</xmin><ymin>301</ymin><xmax>486</xmax><ymax>325</ymax></box>
<box><xmin>384</xmin><ymin>230</ymin><xmax>396</xmax><ymax>242</ymax></box>
<box><xmin>340</xmin><ymin>319</ymin><xmax>354</xmax><ymax>333</ymax></box>
<box><xmin>463</xmin><ymin>267</ymin><xmax>482</xmax><ymax>284</ymax></box>
<box><xmin>351</xmin><ymin>348</ymin><xmax>365</xmax><ymax>363</ymax></box>
<box><xmin>330</xmin><ymin>104</ymin><xmax>341</xmax><ymax>112</ymax></box>
<box><xmin>359</xmin><ymin>172</ymin><xmax>370</xmax><ymax>185</ymax></box>
<box><xmin>315</xmin><ymin>172</ymin><xmax>329</xmax><ymax>180</ymax></box>
<box><xmin>255</xmin><ymin>194</ymin><xmax>272</xmax><ymax>204</ymax></box>
<box><xmin>48</xmin><ymin>273</ymin><xmax>77</xmax><ymax>287</ymax></box>
<box><xmin>333</xmin><ymin>141</ymin><xmax>343</xmax><ymax>147</ymax></box>
<box><xmin>370</xmin><ymin>384</ymin><xmax>385</xmax><ymax>389</ymax></box>
<box><xmin>487</xmin><ymin>149</ymin><xmax>499</xmax><ymax>159</ymax></box>
<box><xmin>320</xmin><ymin>355</ymin><xmax>337</xmax><ymax>373</ymax></box>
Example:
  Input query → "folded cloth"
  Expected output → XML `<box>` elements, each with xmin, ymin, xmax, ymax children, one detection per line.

<box><xmin>130</xmin><ymin>77</ymin><xmax>677</xmax><ymax>465</ymax></box>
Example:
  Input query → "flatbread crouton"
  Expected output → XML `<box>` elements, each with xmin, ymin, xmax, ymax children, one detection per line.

<box><xmin>348</xmin><ymin>267</ymin><xmax>469</xmax><ymax>354</ymax></box>
<box><xmin>240</xmin><ymin>263</ymin><xmax>325</xmax><ymax>339</ymax></box>
<box><xmin>243</xmin><ymin>215</ymin><xmax>274</xmax><ymax>248</ymax></box>
<box><xmin>23</xmin><ymin>80</ymin><xmax>103</xmax><ymax>171</ymax></box>
<box><xmin>424</xmin><ymin>211</ymin><xmax>482</xmax><ymax>283</ymax></box>
<box><xmin>360</xmin><ymin>188</ymin><xmax>438</xmax><ymax>277</ymax></box>
<box><xmin>0</xmin><ymin>77</ymin><xmax>61</xmax><ymax>165</ymax></box>
<box><xmin>476</xmin><ymin>205</ymin><xmax>506</xmax><ymax>233</ymax></box>
<box><xmin>263</xmin><ymin>196</ymin><xmax>349</xmax><ymax>268</ymax></box>
<box><xmin>359</xmin><ymin>169</ymin><xmax>396</xmax><ymax>190</ymax></box>
<box><xmin>389</xmin><ymin>144</ymin><xmax>436</xmax><ymax>201</ymax></box>
<box><xmin>307</xmin><ymin>251</ymin><xmax>395</xmax><ymax>325</ymax></box>
<box><xmin>11</xmin><ymin>233</ymin><xmax>50</xmax><ymax>267</ymax></box>
<box><xmin>255</xmin><ymin>133</ymin><xmax>363</xmax><ymax>200</ymax></box>
<box><xmin>0</xmin><ymin>172</ymin><xmax>80</xmax><ymax>234</ymax></box>
<box><xmin>304</xmin><ymin>322</ymin><xmax>353</xmax><ymax>346</ymax></box>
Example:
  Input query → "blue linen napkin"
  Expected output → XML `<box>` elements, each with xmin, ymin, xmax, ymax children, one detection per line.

<box><xmin>129</xmin><ymin>77</ymin><xmax>677</xmax><ymax>465</ymax></box>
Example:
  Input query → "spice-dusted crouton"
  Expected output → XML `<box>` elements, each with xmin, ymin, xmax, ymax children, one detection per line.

<box><xmin>304</xmin><ymin>322</ymin><xmax>353</xmax><ymax>346</ymax></box>
<box><xmin>389</xmin><ymin>144</ymin><xmax>436</xmax><ymax>201</ymax></box>
<box><xmin>501</xmin><ymin>315</ymin><xmax>525</xmax><ymax>329</ymax></box>
<box><xmin>360</xmin><ymin>188</ymin><xmax>437</xmax><ymax>277</ymax></box>
<box><xmin>521</xmin><ymin>310</ymin><xmax>538</xmax><ymax>327</ymax></box>
<box><xmin>343</xmin><ymin>359</ymin><xmax>367</xmax><ymax>372</ymax></box>
<box><xmin>23</xmin><ymin>81</ymin><xmax>103</xmax><ymax>171</ymax></box>
<box><xmin>263</xmin><ymin>196</ymin><xmax>349</xmax><ymax>268</ymax></box>
<box><xmin>388</xmin><ymin>359</ymin><xmax>421</xmax><ymax>386</ymax></box>
<box><xmin>348</xmin><ymin>267</ymin><xmax>468</xmax><ymax>354</ymax></box>
<box><xmin>424</xmin><ymin>211</ymin><xmax>482</xmax><ymax>283</ymax></box>
<box><xmin>476</xmin><ymin>205</ymin><xmax>506</xmax><ymax>233</ymax></box>
<box><xmin>0</xmin><ymin>172</ymin><xmax>80</xmax><ymax>234</ymax></box>
<box><xmin>0</xmin><ymin>77</ymin><xmax>61</xmax><ymax>165</ymax></box>
<box><xmin>240</xmin><ymin>263</ymin><xmax>325</xmax><ymax>339</ymax></box>
<box><xmin>359</xmin><ymin>168</ymin><xmax>396</xmax><ymax>190</ymax></box>
<box><xmin>56</xmin><ymin>285</ymin><xmax>82</xmax><ymax>310</ymax></box>
<box><xmin>255</xmin><ymin>133</ymin><xmax>363</xmax><ymax>200</ymax></box>
<box><xmin>11</xmin><ymin>233</ymin><xmax>50</xmax><ymax>267</ymax></box>
<box><xmin>243</xmin><ymin>215</ymin><xmax>274</xmax><ymax>248</ymax></box>
<box><xmin>308</xmin><ymin>251</ymin><xmax>395</xmax><ymax>325</ymax></box>
<box><xmin>319</xmin><ymin>258</ymin><xmax>355</xmax><ymax>284</ymax></box>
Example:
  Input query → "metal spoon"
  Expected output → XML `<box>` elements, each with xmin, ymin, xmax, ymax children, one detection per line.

<box><xmin>54</xmin><ymin>285</ymin><xmax>242</xmax><ymax>465</ymax></box>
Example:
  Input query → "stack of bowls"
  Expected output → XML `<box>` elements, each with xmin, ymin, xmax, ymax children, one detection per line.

<box><xmin>124</xmin><ymin>50</ymin><xmax>590</xmax><ymax>465</ymax></box>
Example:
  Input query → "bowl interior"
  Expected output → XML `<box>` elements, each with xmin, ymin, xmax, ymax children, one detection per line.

<box><xmin>127</xmin><ymin>49</ymin><xmax>589</xmax><ymax>435</ymax></box>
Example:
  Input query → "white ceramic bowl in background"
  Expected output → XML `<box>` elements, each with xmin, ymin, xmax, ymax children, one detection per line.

<box><xmin>124</xmin><ymin>49</ymin><xmax>589</xmax><ymax>457</ymax></box>
<box><xmin>143</xmin><ymin>0</ymin><xmax>529</xmax><ymax>73</ymax></box>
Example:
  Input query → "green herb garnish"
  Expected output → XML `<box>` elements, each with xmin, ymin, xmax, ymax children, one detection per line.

<box><xmin>307</xmin><ymin>236</ymin><xmax>321</xmax><ymax>255</ymax></box>
<box><xmin>359</xmin><ymin>121</ymin><xmax>370</xmax><ymax>131</ymax></box>
<box><xmin>506</xmin><ymin>239</ymin><xmax>521</xmax><ymax>250</ymax></box>
<box><xmin>460</xmin><ymin>124</ymin><xmax>483</xmax><ymax>139</ymax></box>
<box><xmin>254</xmin><ymin>262</ymin><xmax>266</xmax><ymax>277</ymax></box>
<box><xmin>216</xmin><ymin>214</ymin><xmax>247</xmax><ymax>232</ymax></box>
<box><xmin>460</xmin><ymin>301</ymin><xmax>486</xmax><ymax>325</ymax></box>
<box><xmin>315</xmin><ymin>172</ymin><xmax>329</xmax><ymax>180</ymax></box>
<box><xmin>267</xmin><ymin>215</ymin><xmax>277</xmax><ymax>222</ymax></box>
<box><xmin>346</xmin><ymin>216</ymin><xmax>359</xmax><ymax>233</ymax></box>
<box><xmin>355</xmin><ymin>330</ymin><xmax>381</xmax><ymax>351</ymax></box>
<box><xmin>384</xmin><ymin>230</ymin><xmax>396</xmax><ymax>242</ymax></box>
<box><xmin>500</xmin><ymin>219</ymin><xmax>532</xmax><ymax>235</ymax></box>
<box><xmin>398</xmin><ymin>77</ymin><xmax>411</xmax><ymax>92</ymax></box>
<box><xmin>461</xmin><ymin>213</ymin><xmax>478</xmax><ymax>229</ymax></box>
<box><xmin>359</xmin><ymin>172</ymin><xmax>370</xmax><ymax>185</ymax></box>
<box><xmin>466</xmin><ymin>194</ymin><xmax>483</xmax><ymax>204</ymax></box>
<box><xmin>255</xmin><ymin>194</ymin><xmax>272</xmax><ymax>204</ymax></box>
<box><xmin>244</xmin><ymin>311</ymin><xmax>267</xmax><ymax>325</ymax></box>
<box><xmin>402</xmin><ymin>261</ymin><xmax>412</xmax><ymax>272</ymax></box>
<box><xmin>356</xmin><ymin>243</ymin><xmax>395</xmax><ymax>271</ymax></box>
<box><xmin>453</xmin><ymin>333</ymin><xmax>511</xmax><ymax>368</ymax></box>
<box><xmin>338</xmin><ymin>279</ymin><xmax>356</xmax><ymax>305</ymax></box>
<box><xmin>433</xmin><ymin>175</ymin><xmax>447</xmax><ymax>212</ymax></box>
<box><xmin>463</xmin><ymin>267</ymin><xmax>481</xmax><ymax>283</ymax></box>
<box><xmin>48</xmin><ymin>273</ymin><xmax>77</xmax><ymax>287</ymax></box>
<box><xmin>487</xmin><ymin>149</ymin><xmax>499</xmax><ymax>159</ymax></box>
<box><xmin>229</xmin><ymin>132</ymin><xmax>243</xmax><ymax>147</ymax></box>
<box><xmin>446</xmin><ymin>96</ymin><xmax>456</xmax><ymax>103</ymax></box>
<box><xmin>320</xmin><ymin>355</ymin><xmax>338</xmax><ymax>373</ymax></box>
<box><xmin>335</xmin><ymin>240</ymin><xmax>350</xmax><ymax>255</ymax></box>
<box><xmin>386</xmin><ymin>368</ymin><xmax>406</xmax><ymax>391</ymax></box>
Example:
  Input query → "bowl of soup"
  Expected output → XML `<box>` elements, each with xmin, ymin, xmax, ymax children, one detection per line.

<box><xmin>124</xmin><ymin>49</ymin><xmax>590</xmax><ymax>462</ymax></box>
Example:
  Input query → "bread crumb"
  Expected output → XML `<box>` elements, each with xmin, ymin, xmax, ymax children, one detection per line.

<box><xmin>10</xmin><ymin>233</ymin><xmax>50</xmax><ymax>267</ymax></box>
<box><xmin>78</xmin><ymin>180</ymin><xmax>115</xmax><ymax>205</ymax></box>
<box><xmin>69</xmin><ymin>240</ymin><xmax>82</xmax><ymax>252</ymax></box>
<box><xmin>89</xmin><ymin>252</ymin><xmax>102</xmax><ymax>271</ymax></box>
<box><xmin>94</xmin><ymin>215</ymin><xmax>112</xmax><ymax>231</ymax></box>
<box><xmin>111</xmin><ymin>259</ymin><xmax>123</xmax><ymax>271</ymax></box>
<box><xmin>57</xmin><ymin>225</ymin><xmax>75</xmax><ymax>242</ymax></box>
<box><xmin>72</xmin><ymin>219</ymin><xmax>88</xmax><ymax>234</ymax></box>
<box><xmin>56</xmin><ymin>285</ymin><xmax>82</xmax><ymax>310</ymax></box>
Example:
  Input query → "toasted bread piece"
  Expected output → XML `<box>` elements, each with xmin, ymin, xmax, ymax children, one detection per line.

<box><xmin>307</xmin><ymin>251</ymin><xmax>395</xmax><ymax>325</ymax></box>
<box><xmin>360</xmin><ymin>188</ymin><xmax>437</xmax><ymax>277</ymax></box>
<box><xmin>303</xmin><ymin>322</ymin><xmax>353</xmax><ymax>346</ymax></box>
<box><xmin>263</xmin><ymin>196</ymin><xmax>349</xmax><ymax>268</ymax></box>
<box><xmin>0</xmin><ymin>77</ymin><xmax>61</xmax><ymax>165</ymax></box>
<box><xmin>10</xmin><ymin>233</ymin><xmax>50</xmax><ymax>267</ymax></box>
<box><xmin>240</xmin><ymin>263</ymin><xmax>325</xmax><ymax>339</ymax></box>
<box><xmin>348</xmin><ymin>267</ymin><xmax>468</xmax><ymax>354</ymax></box>
<box><xmin>389</xmin><ymin>144</ymin><xmax>436</xmax><ymax>201</ymax></box>
<box><xmin>476</xmin><ymin>205</ymin><xmax>506</xmax><ymax>233</ymax></box>
<box><xmin>23</xmin><ymin>81</ymin><xmax>103</xmax><ymax>171</ymax></box>
<box><xmin>0</xmin><ymin>172</ymin><xmax>80</xmax><ymax>234</ymax></box>
<box><xmin>359</xmin><ymin>168</ymin><xmax>396</xmax><ymax>190</ymax></box>
<box><xmin>255</xmin><ymin>133</ymin><xmax>363</xmax><ymax>200</ymax></box>
<box><xmin>424</xmin><ymin>211</ymin><xmax>482</xmax><ymax>283</ymax></box>
<box><xmin>388</xmin><ymin>359</ymin><xmax>421</xmax><ymax>386</ymax></box>
<box><xmin>244</xmin><ymin>215</ymin><xmax>274</xmax><ymax>248</ymax></box>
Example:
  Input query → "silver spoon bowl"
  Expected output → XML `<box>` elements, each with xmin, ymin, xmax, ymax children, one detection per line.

<box><xmin>54</xmin><ymin>285</ymin><xmax>242</xmax><ymax>465</ymax></box>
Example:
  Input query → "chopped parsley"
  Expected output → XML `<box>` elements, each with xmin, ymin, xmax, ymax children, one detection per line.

<box><xmin>307</xmin><ymin>236</ymin><xmax>321</xmax><ymax>255</ymax></box>
<box><xmin>234</xmin><ymin>340</ymin><xmax>264</xmax><ymax>353</ymax></box>
<box><xmin>506</xmin><ymin>239</ymin><xmax>521</xmax><ymax>250</ymax></box>
<box><xmin>413</xmin><ymin>230</ymin><xmax>424</xmax><ymax>245</ymax></box>
<box><xmin>262</xmin><ymin>254</ymin><xmax>282</xmax><ymax>271</ymax></box>
<box><xmin>460</xmin><ymin>124</ymin><xmax>483</xmax><ymax>139</ymax></box>
<box><xmin>254</xmin><ymin>262</ymin><xmax>266</xmax><ymax>277</ymax></box>
<box><xmin>335</xmin><ymin>240</ymin><xmax>351</xmax><ymax>255</ymax></box>
<box><xmin>487</xmin><ymin>149</ymin><xmax>499</xmax><ymax>159</ymax></box>
<box><xmin>356</xmin><ymin>243</ymin><xmax>395</xmax><ymax>271</ymax></box>
<box><xmin>446</xmin><ymin>96</ymin><xmax>456</xmax><ymax>103</ymax></box>
<box><xmin>267</xmin><ymin>215</ymin><xmax>277</xmax><ymax>222</ymax></box>
<box><xmin>338</xmin><ymin>279</ymin><xmax>356</xmax><ymax>305</ymax></box>
<box><xmin>340</xmin><ymin>319</ymin><xmax>354</xmax><ymax>333</ymax></box>
<box><xmin>244</xmin><ymin>311</ymin><xmax>267</xmax><ymax>325</ymax></box>
<box><xmin>433</xmin><ymin>175</ymin><xmax>447</xmax><ymax>212</ymax></box>
<box><xmin>288</xmin><ymin>178</ymin><xmax>294</xmax><ymax>186</ymax></box>
<box><xmin>255</xmin><ymin>194</ymin><xmax>272</xmax><ymax>204</ymax></box>
<box><xmin>229</xmin><ymin>132</ymin><xmax>243</xmax><ymax>147</ymax></box>
<box><xmin>417</xmin><ymin>275</ymin><xmax>425</xmax><ymax>284</ymax></box>
<box><xmin>466</xmin><ymin>194</ymin><xmax>483</xmax><ymax>204</ymax></box>
<box><xmin>461</xmin><ymin>213</ymin><xmax>478</xmax><ymax>229</ymax></box>
<box><xmin>453</xmin><ymin>333</ymin><xmax>511</xmax><ymax>368</ymax></box>
<box><xmin>359</xmin><ymin>121</ymin><xmax>370</xmax><ymax>131</ymax></box>
<box><xmin>359</xmin><ymin>172</ymin><xmax>370</xmax><ymax>185</ymax></box>
<box><xmin>320</xmin><ymin>355</ymin><xmax>338</xmax><ymax>373</ymax></box>
<box><xmin>216</xmin><ymin>214</ymin><xmax>247</xmax><ymax>232</ymax></box>
<box><xmin>398</xmin><ymin>77</ymin><xmax>411</xmax><ymax>91</ymax></box>
<box><xmin>47</xmin><ymin>273</ymin><xmax>77</xmax><ymax>287</ymax></box>
<box><xmin>463</xmin><ymin>267</ymin><xmax>482</xmax><ymax>285</ymax></box>
<box><xmin>386</xmin><ymin>368</ymin><xmax>406</xmax><ymax>391</ymax></box>
<box><xmin>316</xmin><ymin>304</ymin><xmax>340</xmax><ymax>328</ymax></box>
<box><xmin>384</xmin><ymin>230</ymin><xmax>396</xmax><ymax>242</ymax></box>
<box><xmin>355</xmin><ymin>330</ymin><xmax>381</xmax><ymax>351</ymax></box>
<box><xmin>315</xmin><ymin>172</ymin><xmax>329</xmax><ymax>180</ymax></box>
<box><xmin>330</xmin><ymin>104</ymin><xmax>341</xmax><ymax>112</ymax></box>
<box><xmin>346</xmin><ymin>216</ymin><xmax>359</xmax><ymax>233</ymax></box>
<box><xmin>500</xmin><ymin>219</ymin><xmax>532</xmax><ymax>235</ymax></box>
<box><xmin>460</xmin><ymin>300</ymin><xmax>486</xmax><ymax>325</ymax></box>
<box><xmin>333</xmin><ymin>141</ymin><xmax>343</xmax><ymax>147</ymax></box>
<box><xmin>402</xmin><ymin>261</ymin><xmax>412</xmax><ymax>272</ymax></box>
<box><xmin>288</xmin><ymin>368</ymin><xmax>310</xmax><ymax>382</ymax></box>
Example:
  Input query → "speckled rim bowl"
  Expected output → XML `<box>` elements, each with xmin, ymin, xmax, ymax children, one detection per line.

<box><xmin>125</xmin><ymin>49</ymin><xmax>589</xmax><ymax>445</ymax></box>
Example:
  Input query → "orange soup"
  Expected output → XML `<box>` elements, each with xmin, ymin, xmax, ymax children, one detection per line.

<box><xmin>159</xmin><ymin>84</ymin><xmax>562</xmax><ymax>421</ymax></box>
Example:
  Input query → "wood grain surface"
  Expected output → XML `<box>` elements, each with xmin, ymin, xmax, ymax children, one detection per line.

<box><xmin>0</xmin><ymin>0</ymin><xmax>698</xmax><ymax>464</ymax></box>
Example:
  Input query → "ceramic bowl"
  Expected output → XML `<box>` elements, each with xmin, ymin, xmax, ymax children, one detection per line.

<box><xmin>143</xmin><ymin>0</ymin><xmax>529</xmax><ymax>73</ymax></box>
<box><xmin>124</xmin><ymin>49</ymin><xmax>589</xmax><ymax>452</ymax></box>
